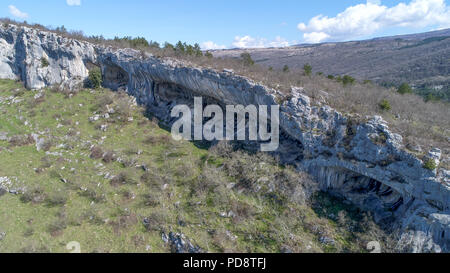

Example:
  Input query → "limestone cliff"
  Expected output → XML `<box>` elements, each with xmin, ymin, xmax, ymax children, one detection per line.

<box><xmin>0</xmin><ymin>23</ymin><xmax>449</xmax><ymax>252</ymax></box>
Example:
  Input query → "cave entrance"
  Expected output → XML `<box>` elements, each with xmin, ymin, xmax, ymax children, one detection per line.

<box><xmin>312</xmin><ymin>166</ymin><xmax>405</xmax><ymax>224</ymax></box>
<box><xmin>102</xmin><ymin>63</ymin><xmax>129</xmax><ymax>91</ymax></box>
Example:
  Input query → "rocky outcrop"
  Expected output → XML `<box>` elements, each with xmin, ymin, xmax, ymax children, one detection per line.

<box><xmin>0</xmin><ymin>24</ymin><xmax>96</xmax><ymax>90</ymax></box>
<box><xmin>0</xmin><ymin>23</ymin><xmax>449</xmax><ymax>253</ymax></box>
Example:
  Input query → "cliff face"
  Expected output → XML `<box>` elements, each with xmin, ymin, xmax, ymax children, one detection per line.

<box><xmin>1</xmin><ymin>24</ymin><xmax>449</xmax><ymax>253</ymax></box>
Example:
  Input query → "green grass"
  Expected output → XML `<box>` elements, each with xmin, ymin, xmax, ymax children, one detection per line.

<box><xmin>0</xmin><ymin>79</ymin><xmax>391</xmax><ymax>253</ymax></box>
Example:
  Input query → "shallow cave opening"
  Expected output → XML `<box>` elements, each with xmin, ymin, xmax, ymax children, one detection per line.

<box><xmin>312</xmin><ymin>166</ymin><xmax>406</xmax><ymax>225</ymax></box>
<box><xmin>102</xmin><ymin>63</ymin><xmax>129</xmax><ymax>91</ymax></box>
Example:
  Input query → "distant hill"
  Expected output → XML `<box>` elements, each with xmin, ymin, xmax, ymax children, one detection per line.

<box><xmin>213</xmin><ymin>29</ymin><xmax>450</xmax><ymax>101</ymax></box>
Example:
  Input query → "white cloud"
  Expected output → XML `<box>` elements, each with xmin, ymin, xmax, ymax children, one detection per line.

<box><xmin>8</xmin><ymin>5</ymin><xmax>28</xmax><ymax>19</ymax></box>
<box><xmin>201</xmin><ymin>41</ymin><xmax>227</xmax><ymax>50</ymax></box>
<box><xmin>66</xmin><ymin>0</ymin><xmax>81</xmax><ymax>6</ymax></box>
<box><xmin>298</xmin><ymin>0</ymin><xmax>450</xmax><ymax>43</ymax></box>
<box><xmin>231</xmin><ymin>35</ymin><xmax>291</xmax><ymax>48</ymax></box>
<box><xmin>302</xmin><ymin>32</ymin><xmax>331</xmax><ymax>44</ymax></box>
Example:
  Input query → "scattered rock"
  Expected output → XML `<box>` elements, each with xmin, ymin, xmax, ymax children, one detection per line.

<box><xmin>0</xmin><ymin>132</ymin><xmax>8</xmax><ymax>141</ymax></box>
<box><xmin>319</xmin><ymin>236</ymin><xmax>335</xmax><ymax>246</ymax></box>
<box><xmin>161</xmin><ymin>232</ymin><xmax>202</xmax><ymax>253</ymax></box>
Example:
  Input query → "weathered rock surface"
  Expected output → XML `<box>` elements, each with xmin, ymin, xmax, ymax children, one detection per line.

<box><xmin>0</xmin><ymin>24</ymin><xmax>96</xmax><ymax>90</ymax></box>
<box><xmin>0</xmin><ymin>23</ymin><xmax>449</xmax><ymax>252</ymax></box>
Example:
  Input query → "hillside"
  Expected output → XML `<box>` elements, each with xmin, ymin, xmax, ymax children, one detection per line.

<box><xmin>0</xmin><ymin>79</ymin><xmax>392</xmax><ymax>253</ymax></box>
<box><xmin>212</xmin><ymin>29</ymin><xmax>450</xmax><ymax>101</ymax></box>
<box><xmin>0</xmin><ymin>22</ymin><xmax>449</xmax><ymax>253</ymax></box>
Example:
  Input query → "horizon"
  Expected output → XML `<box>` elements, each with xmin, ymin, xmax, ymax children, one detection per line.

<box><xmin>1</xmin><ymin>0</ymin><xmax>449</xmax><ymax>50</ymax></box>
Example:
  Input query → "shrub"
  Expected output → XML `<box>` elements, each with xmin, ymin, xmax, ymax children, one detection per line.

<box><xmin>12</xmin><ymin>88</ymin><xmax>25</xmax><ymax>97</ymax></box>
<box><xmin>303</xmin><ymin>64</ymin><xmax>312</xmax><ymax>76</ymax></box>
<box><xmin>164</xmin><ymin>42</ymin><xmax>175</xmax><ymax>51</ymax></box>
<box><xmin>115</xmin><ymin>97</ymin><xmax>133</xmax><ymax>118</ymax></box>
<box><xmin>423</xmin><ymin>159</ymin><xmax>437</xmax><ymax>170</ymax></box>
<box><xmin>204</xmin><ymin>51</ymin><xmax>213</xmax><ymax>58</ymax></box>
<box><xmin>110</xmin><ymin>172</ymin><xmax>136</xmax><ymax>187</ymax></box>
<box><xmin>370</xmin><ymin>132</ymin><xmax>388</xmax><ymax>145</ymax></box>
<box><xmin>143</xmin><ymin>134</ymin><xmax>171</xmax><ymax>145</ymax></box>
<box><xmin>46</xmin><ymin>192</ymin><xmax>68</xmax><ymax>207</ymax></box>
<box><xmin>283</xmin><ymin>65</ymin><xmax>289</xmax><ymax>73</ymax></box>
<box><xmin>95</xmin><ymin>93</ymin><xmax>114</xmax><ymax>111</ymax></box>
<box><xmin>21</xmin><ymin>187</ymin><xmax>46</xmax><ymax>204</ymax></box>
<box><xmin>143</xmin><ymin>212</ymin><xmax>166</xmax><ymax>231</ymax></box>
<box><xmin>8</xmin><ymin>135</ymin><xmax>35</xmax><ymax>147</ymax></box>
<box><xmin>41</xmin><ymin>139</ymin><xmax>53</xmax><ymax>152</ymax></box>
<box><xmin>40</xmin><ymin>57</ymin><xmax>49</xmax><ymax>68</ymax></box>
<box><xmin>78</xmin><ymin>187</ymin><xmax>106</xmax><ymax>203</ymax></box>
<box><xmin>47</xmin><ymin>219</ymin><xmax>67</xmax><ymax>235</ymax></box>
<box><xmin>110</xmin><ymin>212</ymin><xmax>138</xmax><ymax>234</ymax></box>
<box><xmin>23</xmin><ymin>228</ymin><xmax>34</xmax><ymax>237</ymax></box>
<box><xmin>90</xmin><ymin>146</ymin><xmax>104</xmax><ymax>159</ymax></box>
<box><xmin>140</xmin><ymin>172</ymin><xmax>166</xmax><ymax>189</ymax></box>
<box><xmin>149</xmin><ymin>41</ymin><xmax>160</xmax><ymax>49</ymax></box>
<box><xmin>121</xmin><ymin>157</ymin><xmax>137</xmax><ymax>168</ymax></box>
<box><xmin>379</xmin><ymin>99</ymin><xmax>391</xmax><ymax>111</ymax></box>
<box><xmin>102</xmin><ymin>151</ymin><xmax>116</xmax><ymax>163</ymax></box>
<box><xmin>194</xmin><ymin>43</ymin><xmax>203</xmax><ymax>57</ymax></box>
<box><xmin>342</xmin><ymin>75</ymin><xmax>356</xmax><ymax>85</ymax></box>
<box><xmin>40</xmin><ymin>156</ymin><xmax>53</xmax><ymax>169</ymax></box>
<box><xmin>425</xmin><ymin>93</ymin><xmax>438</xmax><ymax>102</ymax></box>
<box><xmin>113</xmin><ymin>36</ymin><xmax>149</xmax><ymax>48</ymax></box>
<box><xmin>175</xmin><ymin>41</ymin><xmax>186</xmax><ymax>53</ymax></box>
<box><xmin>327</xmin><ymin>75</ymin><xmax>335</xmax><ymax>80</ymax></box>
<box><xmin>82</xmin><ymin>209</ymin><xmax>105</xmax><ymax>225</ymax></box>
<box><xmin>88</xmin><ymin>67</ymin><xmax>102</xmax><ymax>89</ymax></box>
<box><xmin>142</xmin><ymin>193</ymin><xmax>160</xmax><ymax>207</ymax></box>
<box><xmin>230</xmin><ymin>200</ymin><xmax>254</xmax><ymax>220</ymax></box>
<box><xmin>185</xmin><ymin>44</ymin><xmax>195</xmax><ymax>56</ymax></box>
<box><xmin>240</xmin><ymin>53</ymin><xmax>254</xmax><ymax>66</ymax></box>
<box><xmin>397</xmin><ymin>83</ymin><xmax>413</xmax><ymax>94</ymax></box>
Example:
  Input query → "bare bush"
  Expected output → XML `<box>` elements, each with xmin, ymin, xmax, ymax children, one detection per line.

<box><xmin>102</xmin><ymin>151</ymin><xmax>116</xmax><ymax>163</ymax></box>
<box><xmin>20</xmin><ymin>186</ymin><xmax>46</xmax><ymax>204</ymax></box>
<box><xmin>143</xmin><ymin>134</ymin><xmax>172</xmax><ymax>145</ymax></box>
<box><xmin>45</xmin><ymin>192</ymin><xmax>68</xmax><ymax>207</ymax></box>
<box><xmin>141</xmin><ymin>193</ymin><xmax>160</xmax><ymax>207</ymax></box>
<box><xmin>143</xmin><ymin>212</ymin><xmax>166</xmax><ymax>232</ymax></box>
<box><xmin>90</xmin><ymin>146</ymin><xmax>104</xmax><ymax>159</ymax></box>
<box><xmin>8</xmin><ymin>135</ymin><xmax>35</xmax><ymax>147</ymax></box>
<box><xmin>78</xmin><ymin>186</ymin><xmax>106</xmax><ymax>203</ymax></box>
<box><xmin>110</xmin><ymin>172</ymin><xmax>136</xmax><ymax>187</ymax></box>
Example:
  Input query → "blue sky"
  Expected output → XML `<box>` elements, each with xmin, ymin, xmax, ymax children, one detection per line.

<box><xmin>2</xmin><ymin>0</ymin><xmax>450</xmax><ymax>49</ymax></box>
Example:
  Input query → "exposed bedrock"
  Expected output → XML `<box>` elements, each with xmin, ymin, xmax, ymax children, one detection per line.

<box><xmin>0</xmin><ymin>24</ymin><xmax>449</xmax><ymax>252</ymax></box>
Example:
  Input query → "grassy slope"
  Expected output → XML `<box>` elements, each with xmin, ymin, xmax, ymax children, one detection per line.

<box><xmin>0</xmin><ymin>79</ymin><xmax>391</xmax><ymax>253</ymax></box>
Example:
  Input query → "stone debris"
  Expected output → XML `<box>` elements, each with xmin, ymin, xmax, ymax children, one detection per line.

<box><xmin>161</xmin><ymin>232</ymin><xmax>202</xmax><ymax>253</ymax></box>
<box><xmin>0</xmin><ymin>176</ymin><xmax>25</xmax><ymax>195</ymax></box>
